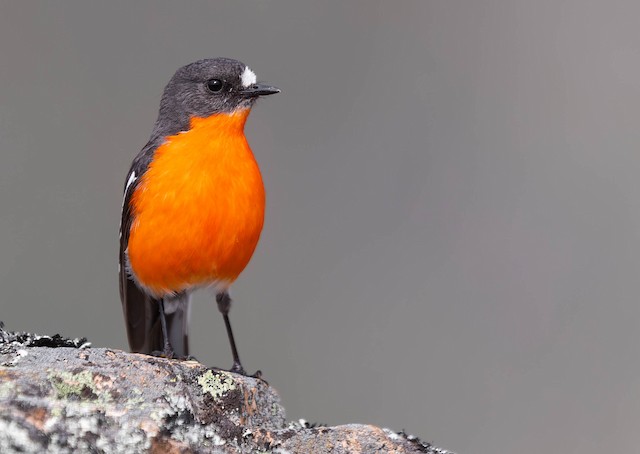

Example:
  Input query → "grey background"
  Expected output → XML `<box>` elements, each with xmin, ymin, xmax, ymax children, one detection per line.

<box><xmin>0</xmin><ymin>1</ymin><xmax>638</xmax><ymax>453</ymax></box>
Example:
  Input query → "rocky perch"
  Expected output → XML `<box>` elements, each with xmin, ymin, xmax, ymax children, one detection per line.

<box><xmin>0</xmin><ymin>324</ymin><xmax>453</xmax><ymax>453</ymax></box>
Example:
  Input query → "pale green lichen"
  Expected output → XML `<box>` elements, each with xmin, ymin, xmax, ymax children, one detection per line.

<box><xmin>0</xmin><ymin>381</ymin><xmax>14</xmax><ymax>400</ymax></box>
<box><xmin>125</xmin><ymin>399</ymin><xmax>147</xmax><ymax>412</ymax></box>
<box><xmin>49</xmin><ymin>405</ymin><xmax>63</xmax><ymax>419</ymax></box>
<box><xmin>123</xmin><ymin>389</ymin><xmax>146</xmax><ymax>410</ymax></box>
<box><xmin>197</xmin><ymin>370</ymin><xmax>237</xmax><ymax>400</ymax></box>
<box><xmin>48</xmin><ymin>370</ymin><xmax>110</xmax><ymax>404</ymax></box>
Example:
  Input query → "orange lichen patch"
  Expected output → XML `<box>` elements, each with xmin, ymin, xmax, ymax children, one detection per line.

<box><xmin>240</xmin><ymin>386</ymin><xmax>260</xmax><ymax>425</ymax></box>
<box><xmin>150</xmin><ymin>437</ymin><xmax>189</xmax><ymax>454</ymax></box>
<box><xmin>251</xmin><ymin>428</ymin><xmax>280</xmax><ymax>449</ymax></box>
<box><xmin>92</xmin><ymin>373</ymin><xmax>115</xmax><ymax>392</ymax></box>
<box><xmin>25</xmin><ymin>407</ymin><xmax>49</xmax><ymax>430</ymax></box>
<box><xmin>128</xmin><ymin>110</ymin><xmax>265</xmax><ymax>296</ymax></box>
<box><xmin>0</xmin><ymin>370</ymin><xmax>16</xmax><ymax>380</ymax></box>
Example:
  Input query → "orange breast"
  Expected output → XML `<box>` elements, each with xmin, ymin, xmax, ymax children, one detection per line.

<box><xmin>127</xmin><ymin>110</ymin><xmax>265</xmax><ymax>296</ymax></box>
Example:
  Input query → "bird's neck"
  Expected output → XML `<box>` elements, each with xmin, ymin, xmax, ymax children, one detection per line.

<box><xmin>148</xmin><ymin>108</ymin><xmax>251</xmax><ymax>151</ymax></box>
<box><xmin>188</xmin><ymin>109</ymin><xmax>251</xmax><ymax>136</ymax></box>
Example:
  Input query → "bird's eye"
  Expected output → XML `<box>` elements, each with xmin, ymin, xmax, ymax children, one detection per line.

<box><xmin>206</xmin><ymin>79</ymin><xmax>224</xmax><ymax>93</ymax></box>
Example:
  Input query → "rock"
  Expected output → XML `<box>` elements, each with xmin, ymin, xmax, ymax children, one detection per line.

<box><xmin>0</xmin><ymin>324</ymin><xmax>453</xmax><ymax>453</ymax></box>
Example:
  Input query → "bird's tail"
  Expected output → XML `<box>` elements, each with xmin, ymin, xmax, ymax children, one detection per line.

<box><xmin>121</xmin><ymin>277</ymin><xmax>191</xmax><ymax>357</ymax></box>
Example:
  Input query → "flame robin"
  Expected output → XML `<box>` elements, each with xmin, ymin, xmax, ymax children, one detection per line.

<box><xmin>119</xmin><ymin>58</ymin><xmax>279</xmax><ymax>374</ymax></box>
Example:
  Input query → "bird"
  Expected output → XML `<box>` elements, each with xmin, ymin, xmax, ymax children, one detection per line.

<box><xmin>118</xmin><ymin>58</ymin><xmax>279</xmax><ymax>375</ymax></box>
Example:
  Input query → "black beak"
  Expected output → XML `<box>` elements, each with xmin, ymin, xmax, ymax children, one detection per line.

<box><xmin>239</xmin><ymin>83</ymin><xmax>280</xmax><ymax>98</ymax></box>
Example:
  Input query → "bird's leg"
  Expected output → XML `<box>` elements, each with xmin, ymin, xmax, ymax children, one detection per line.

<box><xmin>158</xmin><ymin>299</ymin><xmax>175</xmax><ymax>358</ymax></box>
<box><xmin>216</xmin><ymin>292</ymin><xmax>263</xmax><ymax>380</ymax></box>
<box><xmin>216</xmin><ymin>292</ymin><xmax>246</xmax><ymax>374</ymax></box>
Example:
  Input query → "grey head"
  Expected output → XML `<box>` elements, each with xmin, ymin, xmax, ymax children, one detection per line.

<box><xmin>151</xmin><ymin>57</ymin><xmax>279</xmax><ymax>140</ymax></box>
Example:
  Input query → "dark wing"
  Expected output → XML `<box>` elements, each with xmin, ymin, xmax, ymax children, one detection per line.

<box><xmin>119</xmin><ymin>142</ymin><xmax>191</xmax><ymax>357</ymax></box>
<box><xmin>119</xmin><ymin>143</ymin><xmax>162</xmax><ymax>354</ymax></box>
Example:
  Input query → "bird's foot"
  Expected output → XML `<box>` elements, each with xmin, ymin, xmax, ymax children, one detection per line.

<box><xmin>150</xmin><ymin>349</ymin><xmax>174</xmax><ymax>359</ymax></box>
<box><xmin>228</xmin><ymin>363</ymin><xmax>267</xmax><ymax>384</ymax></box>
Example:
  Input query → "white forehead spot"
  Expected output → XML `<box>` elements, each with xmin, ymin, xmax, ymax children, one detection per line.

<box><xmin>241</xmin><ymin>66</ymin><xmax>257</xmax><ymax>88</ymax></box>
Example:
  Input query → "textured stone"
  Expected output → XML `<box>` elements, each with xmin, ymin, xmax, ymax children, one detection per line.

<box><xmin>0</xmin><ymin>324</ymin><xmax>452</xmax><ymax>453</ymax></box>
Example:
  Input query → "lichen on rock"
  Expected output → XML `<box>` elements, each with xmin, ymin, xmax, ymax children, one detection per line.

<box><xmin>198</xmin><ymin>369</ymin><xmax>237</xmax><ymax>400</ymax></box>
